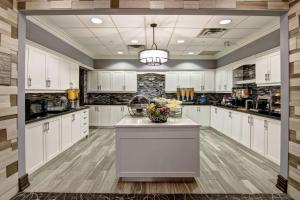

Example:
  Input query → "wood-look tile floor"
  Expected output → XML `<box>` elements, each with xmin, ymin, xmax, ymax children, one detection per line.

<box><xmin>26</xmin><ymin>128</ymin><xmax>281</xmax><ymax>194</ymax></box>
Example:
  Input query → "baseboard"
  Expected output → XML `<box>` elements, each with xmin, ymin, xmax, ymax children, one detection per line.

<box><xmin>18</xmin><ymin>174</ymin><xmax>30</xmax><ymax>192</ymax></box>
<box><xmin>276</xmin><ymin>175</ymin><xmax>287</xmax><ymax>193</ymax></box>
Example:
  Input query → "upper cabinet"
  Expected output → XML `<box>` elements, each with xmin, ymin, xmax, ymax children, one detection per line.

<box><xmin>215</xmin><ymin>66</ymin><xmax>232</xmax><ymax>93</ymax></box>
<box><xmin>25</xmin><ymin>44</ymin><xmax>80</xmax><ymax>92</ymax></box>
<box><xmin>87</xmin><ymin>71</ymin><xmax>137</xmax><ymax>93</ymax></box>
<box><xmin>255</xmin><ymin>50</ymin><xmax>281</xmax><ymax>85</ymax></box>
<box><xmin>165</xmin><ymin>71</ymin><xmax>215</xmax><ymax>93</ymax></box>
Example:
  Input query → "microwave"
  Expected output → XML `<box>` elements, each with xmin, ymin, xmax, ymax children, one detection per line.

<box><xmin>25</xmin><ymin>99</ymin><xmax>48</xmax><ymax>121</ymax></box>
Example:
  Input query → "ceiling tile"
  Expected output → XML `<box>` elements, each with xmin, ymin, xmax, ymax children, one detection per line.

<box><xmin>206</xmin><ymin>16</ymin><xmax>247</xmax><ymax>28</ymax></box>
<box><xmin>63</xmin><ymin>28</ymin><xmax>94</xmax><ymax>37</ymax></box>
<box><xmin>236</xmin><ymin>16</ymin><xmax>279</xmax><ymax>29</ymax></box>
<box><xmin>176</xmin><ymin>15</ymin><xmax>212</xmax><ymax>28</ymax></box>
<box><xmin>72</xmin><ymin>37</ymin><xmax>101</xmax><ymax>45</ymax></box>
<box><xmin>44</xmin><ymin>15</ymin><xmax>84</xmax><ymax>28</ymax></box>
<box><xmin>146</xmin><ymin>27</ymin><xmax>173</xmax><ymax>48</ymax></box>
<box><xmin>90</xmin><ymin>28</ymin><xmax>124</xmax><ymax>45</ymax></box>
<box><xmin>222</xmin><ymin>29</ymin><xmax>256</xmax><ymax>39</ymax></box>
<box><xmin>111</xmin><ymin>15</ymin><xmax>145</xmax><ymax>28</ymax></box>
<box><xmin>145</xmin><ymin>15</ymin><xmax>178</xmax><ymax>28</ymax></box>
<box><xmin>118</xmin><ymin>28</ymin><xmax>146</xmax><ymax>45</ymax></box>
<box><xmin>77</xmin><ymin>15</ymin><xmax>115</xmax><ymax>28</ymax></box>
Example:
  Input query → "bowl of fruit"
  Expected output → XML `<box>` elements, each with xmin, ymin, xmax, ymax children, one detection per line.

<box><xmin>146</xmin><ymin>98</ymin><xmax>170</xmax><ymax>123</ymax></box>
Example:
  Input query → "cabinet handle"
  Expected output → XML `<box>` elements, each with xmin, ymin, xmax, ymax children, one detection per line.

<box><xmin>72</xmin><ymin>114</ymin><xmax>75</xmax><ymax>121</ymax></box>
<box><xmin>46</xmin><ymin>79</ymin><xmax>51</xmax><ymax>88</ymax></box>
<box><xmin>264</xmin><ymin>120</ymin><xmax>268</xmax><ymax>130</ymax></box>
<box><xmin>28</xmin><ymin>77</ymin><xmax>32</xmax><ymax>87</ymax></box>
<box><xmin>99</xmin><ymin>85</ymin><xmax>102</xmax><ymax>90</ymax></box>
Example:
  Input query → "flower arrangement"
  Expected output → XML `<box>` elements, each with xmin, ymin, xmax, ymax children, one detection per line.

<box><xmin>146</xmin><ymin>98</ymin><xmax>170</xmax><ymax>123</ymax></box>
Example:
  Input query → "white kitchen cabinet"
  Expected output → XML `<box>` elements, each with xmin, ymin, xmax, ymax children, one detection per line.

<box><xmin>215</xmin><ymin>67</ymin><xmax>232</xmax><ymax>93</ymax></box>
<box><xmin>71</xmin><ymin>112</ymin><xmax>82</xmax><ymax>143</ymax></box>
<box><xmin>265</xmin><ymin>120</ymin><xmax>281</xmax><ymax>164</ymax></box>
<box><xmin>26</xmin><ymin>46</ymin><xmax>47</xmax><ymax>90</ymax></box>
<box><xmin>60</xmin><ymin>60</ymin><xmax>71</xmax><ymax>90</ymax></box>
<box><xmin>98</xmin><ymin>106</ymin><xmax>111</xmax><ymax>126</ymax></box>
<box><xmin>241</xmin><ymin>114</ymin><xmax>252</xmax><ymax>148</ymax></box>
<box><xmin>203</xmin><ymin>71</ymin><xmax>215</xmax><ymax>92</ymax></box>
<box><xmin>184</xmin><ymin>106</ymin><xmax>210</xmax><ymax>126</ymax></box>
<box><xmin>251</xmin><ymin>116</ymin><xmax>265</xmax><ymax>156</ymax></box>
<box><xmin>210</xmin><ymin>106</ymin><xmax>218</xmax><ymax>130</ymax></box>
<box><xmin>124</xmin><ymin>72</ymin><xmax>137</xmax><ymax>92</ymax></box>
<box><xmin>44</xmin><ymin>118</ymin><xmax>61</xmax><ymax>162</ymax></box>
<box><xmin>190</xmin><ymin>72</ymin><xmax>203</xmax><ymax>92</ymax></box>
<box><xmin>178</xmin><ymin>72</ymin><xmax>190</xmax><ymax>88</ymax></box>
<box><xmin>165</xmin><ymin>72</ymin><xmax>178</xmax><ymax>92</ymax></box>
<box><xmin>255</xmin><ymin>50</ymin><xmax>280</xmax><ymax>85</ymax></box>
<box><xmin>70</xmin><ymin>62</ymin><xmax>79</xmax><ymax>89</ymax></box>
<box><xmin>231</xmin><ymin>111</ymin><xmax>242</xmax><ymax>142</ymax></box>
<box><xmin>223</xmin><ymin>110</ymin><xmax>232</xmax><ymax>138</ymax></box>
<box><xmin>89</xmin><ymin>106</ymin><xmax>99</xmax><ymax>126</ymax></box>
<box><xmin>99</xmin><ymin>71</ymin><xmax>112</xmax><ymax>91</ymax></box>
<box><xmin>25</xmin><ymin>122</ymin><xmax>44</xmax><ymax>174</ymax></box>
<box><xmin>112</xmin><ymin>71</ymin><xmax>125</xmax><ymax>91</ymax></box>
<box><xmin>210</xmin><ymin>106</ymin><xmax>223</xmax><ymax>132</ymax></box>
<box><xmin>46</xmin><ymin>54</ymin><xmax>60</xmax><ymax>90</ymax></box>
<box><xmin>61</xmin><ymin>114</ymin><xmax>73</xmax><ymax>151</ymax></box>
<box><xmin>111</xmin><ymin>106</ymin><xmax>127</xmax><ymax>125</ymax></box>
<box><xmin>81</xmin><ymin>109</ymin><xmax>89</xmax><ymax>137</ymax></box>
<box><xmin>88</xmin><ymin>71</ymin><xmax>99</xmax><ymax>92</ymax></box>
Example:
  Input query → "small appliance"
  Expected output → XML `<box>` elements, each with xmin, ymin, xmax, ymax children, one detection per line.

<box><xmin>198</xmin><ymin>94</ymin><xmax>207</xmax><ymax>105</ymax></box>
<box><xmin>25</xmin><ymin>98</ymin><xmax>48</xmax><ymax>120</ymax></box>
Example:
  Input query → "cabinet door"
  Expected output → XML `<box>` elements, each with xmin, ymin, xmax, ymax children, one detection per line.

<box><xmin>215</xmin><ymin>70</ymin><xmax>222</xmax><ymax>92</ymax></box>
<box><xmin>241</xmin><ymin>114</ymin><xmax>251</xmax><ymax>148</ymax></box>
<box><xmin>269</xmin><ymin>51</ymin><xmax>281</xmax><ymax>84</ymax></box>
<box><xmin>190</xmin><ymin>72</ymin><xmax>203</xmax><ymax>92</ymax></box>
<box><xmin>112</xmin><ymin>71</ymin><xmax>125</xmax><ymax>91</ymax></box>
<box><xmin>60</xmin><ymin>60</ymin><xmax>71</xmax><ymax>90</ymax></box>
<box><xmin>88</xmin><ymin>71</ymin><xmax>99</xmax><ymax>92</ymax></box>
<box><xmin>266</xmin><ymin>120</ymin><xmax>281</xmax><ymax>164</ymax></box>
<box><xmin>124</xmin><ymin>71</ymin><xmax>137</xmax><ymax>92</ymax></box>
<box><xmin>186</xmin><ymin>106</ymin><xmax>198</xmax><ymax>123</ymax></box>
<box><xmin>61</xmin><ymin>115</ymin><xmax>72</xmax><ymax>151</ymax></box>
<box><xmin>178</xmin><ymin>72</ymin><xmax>190</xmax><ymax>88</ymax></box>
<box><xmin>231</xmin><ymin>111</ymin><xmax>242</xmax><ymax>142</ymax></box>
<box><xmin>45</xmin><ymin>118</ymin><xmax>61</xmax><ymax>162</ymax></box>
<box><xmin>99</xmin><ymin>71</ymin><xmax>112</xmax><ymax>91</ymax></box>
<box><xmin>165</xmin><ymin>72</ymin><xmax>178</xmax><ymax>92</ymax></box>
<box><xmin>203</xmin><ymin>71</ymin><xmax>215</xmax><ymax>92</ymax></box>
<box><xmin>255</xmin><ymin>56</ymin><xmax>269</xmax><ymax>85</ymax></box>
<box><xmin>25</xmin><ymin>123</ymin><xmax>44</xmax><ymax>174</ymax></box>
<box><xmin>226</xmin><ymin>68</ymin><xmax>232</xmax><ymax>92</ymax></box>
<box><xmin>89</xmin><ymin>106</ymin><xmax>98</xmax><ymax>126</ymax></box>
<box><xmin>26</xmin><ymin>46</ymin><xmax>46</xmax><ymax>90</ymax></box>
<box><xmin>46</xmin><ymin>54</ymin><xmax>60</xmax><ymax>90</ymax></box>
<box><xmin>70</xmin><ymin>62</ymin><xmax>79</xmax><ymax>89</ymax></box>
<box><xmin>98</xmin><ymin>106</ymin><xmax>111</xmax><ymax>126</ymax></box>
<box><xmin>198</xmin><ymin>106</ymin><xmax>211</xmax><ymax>126</ymax></box>
<box><xmin>215</xmin><ymin>108</ymin><xmax>224</xmax><ymax>132</ymax></box>
<box><xmin>110</xmin><ymin>106</ymin><xmax>124</xmax><ymax>125</ymax></box>
<box><xmin>252</xmin><ymin>116</ymin><xmax>265</xmax><ymax>155</ymax></box>
<box><xmin>223</xmin><ymin>110</ymin><xmax>232</xmax><ymax>137</ymax></box>
<box><xmin>210</xmin><ymin>106</ymin><xmax>217</xmax><ymax>129</ymax></box>
<box><xmin>71</xmin><ymin>112</ymin><xmax>81</xmax><ymax>143</ymax></box>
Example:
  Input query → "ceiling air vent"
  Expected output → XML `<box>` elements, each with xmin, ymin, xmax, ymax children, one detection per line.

<box><xmin>127</xmin><ymin>45</ymin><xmax>145</xmax><ymax>51</ymax></box>
<box><xmin>198</xmin><ymin>28</ymin><xmax>227</xmax><ymax>38</ymax></box>
<box><xmin>198</xmin><ymin>51</ymin><xmax>220</xmax><ymax>56</ymax></box>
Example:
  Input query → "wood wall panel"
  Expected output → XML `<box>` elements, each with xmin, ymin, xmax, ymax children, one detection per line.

<box><xmin>288</xmin><ymin>1</ymin><xmax>300</xmax><ymax>199</ymax></box>
<box><xmin>0</xmin><ymin>0</ymin><xmax>18</xmax><ymax>199</ymax></box>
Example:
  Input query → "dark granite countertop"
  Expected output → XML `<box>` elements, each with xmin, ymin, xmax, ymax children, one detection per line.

<box><xmin>26</xmin><ymin>106</ymin><xmax>90</xmax><ymax>125</ymax></box>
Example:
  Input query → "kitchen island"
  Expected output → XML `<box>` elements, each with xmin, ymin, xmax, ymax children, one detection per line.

<box><xmin>115</xmin><ymin>116</ymin><xmax>200</xmax><ymax>180</ymax></box>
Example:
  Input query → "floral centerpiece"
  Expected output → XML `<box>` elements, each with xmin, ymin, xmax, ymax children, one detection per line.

<box><xmin>146</xmin><ymin>97</ymin><xmax>170</xmax><ymax>123</ymax></box>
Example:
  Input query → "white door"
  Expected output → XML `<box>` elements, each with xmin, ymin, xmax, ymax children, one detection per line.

<box><xmin>111</xmin><ymin>106</ymin><xmax>124</xmax><ymax>125</ymax></box>
<box><xmin>60</xmin><ymin>60</ymin><xmax>71</xmax><ymax>90</ymax></box>
<box><xmin>124</xmin><ymin>71</ymin><xmax>137</xmax><ymax>92</ymax></box>
<box><xmin>241</xmin><ymin>114</ymin><xmax>252</xmax><ymax>148</ymax></box>
<box><xmin>26</xmin><ymin>46</ymin><xmax>46</xmax><ymax>90</ymax></box>
<box><xmin>98</xmin><ymin>106</ymin><xmax>111</xmax><ymax>126</ymax></box>
<box><xmin>269</xmin><ymin>51</ymin><xmax>281</xmax><ymax>84</ymax></box>
<box><xmin>88</xmin><ymin>71</ymin><xmax>99</xmax><ymax>92</ymax></box>
<box><xmin>112</xmin><ymin>71</ymin><xmax>124</xmax><ymax>91</ymax></box>
<box><xmin>203</xmin><ymin>71</ymin><xmax>215</xmax><ymax>92</ymax></box>
<box><xmin>251</xmin><ymin>116</ymin><xmax>265</xmax><ymax>155</ymax></box>
<box><xmin>198</xmin><ymin>106</ymin><xmax>211</xmax><ymax>126</ymax></box>
<box><xmin>255</xmin><ymin>55</ymin><xmax>269</xmax><ymax>85</ymax></box>
<box><xmin>178</xmin><ymin>72</ymin><xmax>190</xmax><ymax>88</ymax></box>
<box><xmin>165</xmin><ymin>72</ymin><xmax>178</xmax><ymax>92</ymax></box>
<box><xmin>46</xmin><ymin>54</ymin><xmax>60</xmax><ymax>90</ymax></box>
<box><xmin>44</xmin><ymin>118</ymin><xmax>61</xmax><ymax>162</ymax></box>
<box><xmin>25</xmin><ymin>123</ymin><xmax>44</xmax><ymax>174</ymax></box>
<box><xmin>99</xmin><ymin>71</ymin><xmax>112</xmax><ymax>91</ymax></box>
<box><xmin>266</xmin><ymin>120</ymin><xmax>281</xmax><ymax>164</ymax></box>
<box><xmin>71</xmin><ymin>112</ymin><xmax>82</xmax><ymax>143</ymax></box>
<box><xmin>61</xmin><ymin>114</ymin><xmax>72</xmax><ymax>151</ymax></box>
<box><xmin>70</xmin><ymin>62</ymin><xmax>79</xmax><ymax>89</ymax></box>
<box><xmin>231</xmin><ymin>111</ymin><xmax>242</xmax><ymax>142</ymax></box>
<box><xmin>190</xmin><ymin>72</ymin><xmax>203</xmax><ymax>92</ymax></box>
<box><xmin>223</xmin><ymin>110</ymin><xmax>232</xmax><ymax>137</ymax></box>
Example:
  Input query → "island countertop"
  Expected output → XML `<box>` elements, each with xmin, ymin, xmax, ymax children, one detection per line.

<box><xmin>115</xmin><ymin>115</ymin><xmax>200</xmax><ymax>128</ymax></box>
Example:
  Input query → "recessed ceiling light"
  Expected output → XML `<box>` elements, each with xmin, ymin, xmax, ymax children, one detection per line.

<box><xmin>91</xmin><ymin>17</ymin><xmax>103</xmax><ymax>24</ymax></box>
<box><xmin>177</xmin><ymin>40</ymin><xmax>185</xmax><ymax>44</ymax></box>
<box><xmin>131</xmin><ymin>40</ymin><xmax>139</xmax><ymax>44</ymax></box>
<box><xmin>188</xmin><ymin>52</ymin><xmax>194</xmax><ymax>55</ymax></box>
<box><xmin>117</xmin><ymin>51</ymin><xmax>124</xmax><ymax>55</ymax></box>
<box><xmin>219</xmin><ymin>19</ymin><xmax>232</xmax><ymax>25</ymax></box>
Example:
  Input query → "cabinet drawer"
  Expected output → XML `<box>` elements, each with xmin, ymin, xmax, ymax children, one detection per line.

<box><xmin>81</xmin><ymin>120</ymin><xmax>89</xmax><ymax>128</ymax></box>
<box><xmin>82</xmin><ymin>129</ymin><xmax>89</xmax><ymax>136</ymax></box>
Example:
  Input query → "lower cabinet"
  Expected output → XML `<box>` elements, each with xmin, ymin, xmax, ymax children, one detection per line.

<box><xmin>241</xmin><ymin>113</ymin><xmax>252</xmax><ymax>148</ymax></box>
<box><xmin>251</xmin><ymin>116</ymin><xmax>265</xmax><ymax>156</ymax></box>
<box><xmin>183</xmin><ymin>106</ymin><xmax>211</xmax><ymax>126</ymax></box>
<box><xmin>231</xmin><ymin>111</ymin><xmax>242</xmax><ymax>142</ymax></box>
<box><xmin>210</xmin><ymin>106</ymin><xmax>224</xmax><ymax>132</ymax></box>
<box><xmin>25</xmin><ymin>109</ymin><xmax>89</xmax><ymax>174</ymax></box>
<box><xmin>265</xmin><ymin>119</ymin><xmax>281</xmax><ymax>164</ymax></box>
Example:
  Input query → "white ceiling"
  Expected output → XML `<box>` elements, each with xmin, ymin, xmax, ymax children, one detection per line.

<box><xmin>31</xmin><ymin>15</ymin><xmax>280</xmax><ymax>59</ymax></box>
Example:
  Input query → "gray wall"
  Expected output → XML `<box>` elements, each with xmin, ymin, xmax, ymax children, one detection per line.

<box><xmin>217</xmin><ymin>29</ymin><xmax>280</xmax><ymax>67</ymax></box>
<box><xmin>26</xmin><ymin>20</ymin><xmax>94</xmax><ymax>68</ymax></box>
<box><xmin>94</xmin><ymin>59</ymin><xmax>217</xmax><ymax>71</ymax></box>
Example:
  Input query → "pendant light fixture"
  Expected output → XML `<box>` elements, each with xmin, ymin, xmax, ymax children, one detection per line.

<box><xmin>139</xmin><ymin>23</ymin><xmax>169</xmax><ymax>66</ymax></box>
